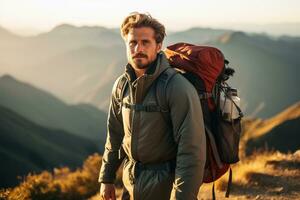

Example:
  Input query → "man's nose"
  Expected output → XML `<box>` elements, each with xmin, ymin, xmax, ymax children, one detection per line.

<box><xmin>134</xmin><ymin>43</ymin><xmax>144</xmax><ymax>53</ymax></box>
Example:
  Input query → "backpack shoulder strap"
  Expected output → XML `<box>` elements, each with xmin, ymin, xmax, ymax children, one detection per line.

<box><xmin>155</xmin><ymin>67</ymin><xmax>178</xmax><ymax>125</ymax></box>
<box><xmin>115</xmin><ymin>74</ymin><xmax>128</xmax><ymax>114</ymax></box>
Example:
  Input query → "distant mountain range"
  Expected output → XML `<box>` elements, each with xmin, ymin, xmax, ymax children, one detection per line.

<box><xmin>214</xmin><ymin>22</ymin><xmax>300</xmax><ymax>37</ymax></box>
<box><xmin>1</xmin><ymin>24</ymin><xmax>299</xmax><ymax>118</ymax></box>
<box><xmin>210</xmin><ymin>31</ymin><xmax>300</xmax><ymax>118</ymax></box>
<box><xmin>0</xmin><ymin>74</ymin><xmax>109</xmax><ymax>188</ymax></box>
<box><xmin>0</xmin><ymin>75</ymin><xmax>107</xmax><ymax>148</ymax></box>
<box><xmin>0</xmin><ymin>105</ymin><xmax>98</xmax><ymax>188</ymax></box>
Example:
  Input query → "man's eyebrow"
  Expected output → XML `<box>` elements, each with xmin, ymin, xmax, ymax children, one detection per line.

<box><xmin>142</xmin><ymin>39</ymin><xmax>150</xmax><ymax>42</ymax></box>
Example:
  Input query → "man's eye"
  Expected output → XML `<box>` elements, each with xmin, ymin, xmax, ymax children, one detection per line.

<box><xmin>129</xmin><ymin>41</ymin><xmax>137</xmax><ymax>46</ymax></box>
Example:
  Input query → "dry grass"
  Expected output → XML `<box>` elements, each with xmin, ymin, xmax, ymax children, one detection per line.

<box><xmin>0</xmin><ymin>153</ymin><xmax>104</xmax><ymax>200</ymax></box>
<box><xmin>197</xmin><ymin>150</ymin><xmax>300</xmax><ymax>200</ymax></box>
<box><xmin>2</xmin><ymin>150</ymin><xmax>299</xmax><ymax>200</ymax></box>
<box><xmin>0</xmin><ymin>153</ymin><xmax>124</xmax><ymax>200</ymax></box>
<box><xmin>88</xmin><ymin>150</ymin><xmax>300</xmax><ymax>200</ymax></box>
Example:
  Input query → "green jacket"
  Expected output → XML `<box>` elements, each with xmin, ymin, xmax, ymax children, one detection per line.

<box><xmin>99</xmin><ymin>51</ymin><xmax>206</xmax><ymax>200</ymax></box>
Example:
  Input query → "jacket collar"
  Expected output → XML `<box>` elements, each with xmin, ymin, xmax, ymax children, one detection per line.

<box><xmin>124</xmin><ymin>51</ymin><xmax>171</xmax><ymax>103</ymax></box>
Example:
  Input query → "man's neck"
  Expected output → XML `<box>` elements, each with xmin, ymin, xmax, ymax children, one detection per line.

<box><xmin>134</xmin><ymin>68</ymin><xmax>147</xmax><ymax>78</ymax></box>
<box><xmin>134</xmin><ymin>56</ymin><xmax>158</xmax><ymax>78</ymax></box>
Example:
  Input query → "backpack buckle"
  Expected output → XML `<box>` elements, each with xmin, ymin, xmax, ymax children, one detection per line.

<box><xmin>145</xmin><ymin>105</ymin><xmax>160</xmax><ymax>112</ymax></box>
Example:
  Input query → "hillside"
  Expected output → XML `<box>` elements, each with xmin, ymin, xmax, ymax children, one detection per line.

<box><xmin>1</xmin><ymin>102</ymin><xmax>300</xmax><ymax>199</ymax></box>
<box><xmin>0</xmin><ymin>154</ymin><xmax>105</xmax><ymax>200</ymax></box>
<box><xmin>0</xmin><ymin>75</ymin><xmax>107</xmax><ymax>148</ymax></box>
<box><xmin>0</xmin><ymin>105</ymin><xmax>99</xmax><ymax>188</ymax></box>
<box><xmin>243</xmin><ymin>102</ymin><xmax>300</xmax><ymax>155</ymax></box>
<box><xmin>246</xmin><ymin>118</ymin><xmax>299</xmax><ymax>154</ymax></box>
<box><xmin>197</xmin><ymin>151</ymin><xmax>300</xmax><ymax>200</ymax></box>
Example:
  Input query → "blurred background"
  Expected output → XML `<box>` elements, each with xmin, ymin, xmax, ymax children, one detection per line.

<box><xmin>0</xmin><ymin>0</ymin><xmax>299</xmax><ymax>199</ymax></box>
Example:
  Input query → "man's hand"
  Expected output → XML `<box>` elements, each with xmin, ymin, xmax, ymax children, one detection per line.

<box><xmin>100</xmin><ymin>183</ymin><xmax>116</xmax><ymax>200</ymax></box>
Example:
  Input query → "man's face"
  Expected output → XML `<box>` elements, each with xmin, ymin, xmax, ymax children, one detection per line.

<box><xmin>125</xmin><ymin>27</ymin><xmax>162</xmax><ymax>70</ymax></box>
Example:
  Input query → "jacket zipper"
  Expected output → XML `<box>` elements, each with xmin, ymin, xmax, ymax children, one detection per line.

<box><xmin>132</xmin><ymin>76</ymin><xmax>146</xmax><ymax>162</ymax></box>
<box><xmin>128</xmin><ymin>81</ymin><xmax>138</xmax><ymax>200</ymax></box>
<box><xmin>128</xmin><ymin>81</ymin><xmax>138</xmax><ymax>161</ymax></box>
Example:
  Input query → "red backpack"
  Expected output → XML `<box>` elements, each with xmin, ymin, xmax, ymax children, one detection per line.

<box><xmin>162</xmin><ymin>43</ymin><xmax>243</xmax><ymax>199</ymax></box>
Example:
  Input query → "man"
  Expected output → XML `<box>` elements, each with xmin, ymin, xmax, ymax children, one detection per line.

<box><xmin>99</xmin><ymin>12</ymin><xmax>206</xmax><ymax>200</ymax></box>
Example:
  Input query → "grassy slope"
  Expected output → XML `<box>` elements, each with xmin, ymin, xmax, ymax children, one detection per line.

<box><xmin>242</xmin><ymin>102</ymin><xmax>300</xmax><ymax>155</ymax></box>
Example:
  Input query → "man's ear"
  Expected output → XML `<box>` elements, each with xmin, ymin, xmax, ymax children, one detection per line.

<box><xmin>156</xmin><ymin>42</ymin><xmax>162</xmax><ymax>53</ymax></box>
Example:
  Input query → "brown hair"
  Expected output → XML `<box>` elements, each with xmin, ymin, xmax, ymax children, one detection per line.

<box><xmin>120</xmin><ymin>12</ymin><xmax>166</xmax><ymax>44</ymax></box>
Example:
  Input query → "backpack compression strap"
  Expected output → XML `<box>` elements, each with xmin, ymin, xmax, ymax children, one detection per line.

<box><xmin>123</xmin><ymin>103</ymin><xmax>165</xmax><ymax>112</ymax></box>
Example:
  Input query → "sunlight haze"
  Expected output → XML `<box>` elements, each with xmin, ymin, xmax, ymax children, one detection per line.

<box><xmin>0</xmin><ymin>0</ymin><xmax>299</xmax><ymax>36</ymax></box>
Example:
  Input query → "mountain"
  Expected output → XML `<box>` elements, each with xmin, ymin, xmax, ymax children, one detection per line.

<box><xmin>24</xmin><ymin>45</ymin><xmax>126</xmax><ymax>104</ymax></box>
<box><xmin>0</xmin><ymin>75</ymin><xmax>107</xmax><ymax>150</ymax></box>
<box><xmin>0</xmin><ymin>26</ymin><xmax>20</xmax><ymax>40</ymax></box>
<box><xmin>218</xmin><ymin>22</ymin><xmax>300</xmax><ymax>37</ymax></box>
<box><xmin>164</xmin><ymin>27</ymin><xmax>231</xmax><ymax>45</ymax></box>
<box><xmin>210</xmin><ymin>31</ymin><xmax>300</xmax><ymax>118</ymax></box>
<box><xmin>243</xmin><ymin>102</ymin><xmax>300</xmax><ymax>155</ymax></box>
<box><xmin>0</xmin><ymin>24</ymin><xmax>126</xmax><ymax>110</ymax></box>
<box><xmin>0</xmin><ymin>105</ymin><xmax>98</xmax><ymax>188</ymax></box>
<box><xmin>1</xmin><ymin>24</ymin><xmax>299</xmax><ymax>117</ymax></box>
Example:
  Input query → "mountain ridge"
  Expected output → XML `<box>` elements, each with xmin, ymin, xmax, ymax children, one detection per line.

<box><xmin>0</xmin><ymin>105</ymin><xmax>99</xmax><ymax>188</ymax></box>
<box><xmin>0</xmin><ymin>74</ymin><xmax>107</xmax><ymax>148</ymax></box>
<box><xmin>1</xmin><ymin>25</ymin><xmax>299</xmax><ymax>117</ymax></box>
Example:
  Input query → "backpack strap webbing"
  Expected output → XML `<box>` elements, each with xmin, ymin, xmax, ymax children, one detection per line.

<box><xmin>155</xmin><ymin>67</ymin><xmax>178</xmax><ymax>126</ymax></box>
<box><xmin>205</xmin><ymin>126</ymin><xmax>223</xmax><ymax>169</ymax></box>
<box><xmin>212</xmin><ymin>182</ymin><xmax>216</xmax><ymax>200</ymax></box>
<box><xmin>211</xmin><ymin>166</ymin><xmax>233</xmax><ymax>200</ymax></box>
<box><xmin>225</xmin><ymin>167</ymin><xmax>233</xmax><ymax>198</ymax></box>
<box><xmin>115</xmin><ymin>75</ymin><xmax>128</xmax><ymax>114</ymax></box>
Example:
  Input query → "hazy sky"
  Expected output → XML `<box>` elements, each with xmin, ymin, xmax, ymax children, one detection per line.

<box><xmin>0</xmin><ymin>0</ymin><xmax>299</xmax><ymax>35</ymax></box>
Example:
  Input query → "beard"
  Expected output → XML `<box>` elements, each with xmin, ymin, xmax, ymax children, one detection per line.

<box><xmin>130</xmin><ymin>53</ymin><xmax>150</xmax><ymax>69</ymax></box>
<box><xmin>132</xmin><ymin>58</ymin><xmax>150</xmax><ymax>69</ymax></box>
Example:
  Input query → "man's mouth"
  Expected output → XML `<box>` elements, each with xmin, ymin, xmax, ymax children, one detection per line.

<box><xmin>133</xmin><ymin>54</ymin><xmax>147</xmax><ymax>59</ymax></box>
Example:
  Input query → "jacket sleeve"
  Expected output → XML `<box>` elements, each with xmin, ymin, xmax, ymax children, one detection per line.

<box><xmin>98</xmin><ymin>77</ymin><xmax>125</xmax><ymax>183</ymax></box>
<box><xmin>167</xmin><ymin>74</ymin><xmax>206</xmax><ymax>200</ymax></box>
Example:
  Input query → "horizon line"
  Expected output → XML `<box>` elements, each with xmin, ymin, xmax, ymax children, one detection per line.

<box><xmin>1</xmin><ymin>21</ymin><xmax>300</xmax><ymax>38</ymax></box>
